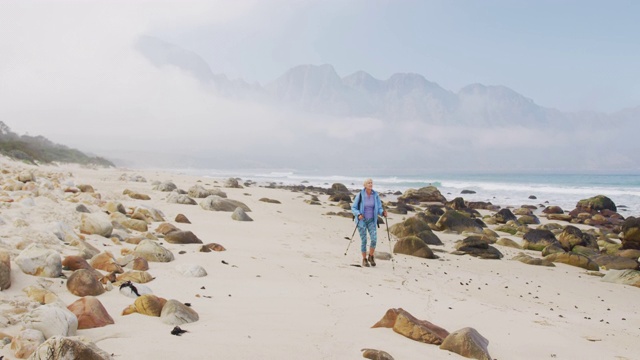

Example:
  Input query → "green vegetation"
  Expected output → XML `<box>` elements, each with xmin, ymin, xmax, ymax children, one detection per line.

<box><xmin>0</xmin><ymin>121</ymin><xmax>114</xmax><ymax>167</ymax></box>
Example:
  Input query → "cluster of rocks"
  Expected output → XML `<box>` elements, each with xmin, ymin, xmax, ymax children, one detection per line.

<box><xmin>0</xmin><ymin>165</ymin><xmax>240</xmax><ymax>358</ymax></box>
<box><xmin>366</xmin><ymin>308</ymin><xmax>492</xmax><ymax>360</ymax></box>
<box><xmin>369</xmin><ymin>185</ymin><xmax>640</xmax><ymax>287</ymax></box>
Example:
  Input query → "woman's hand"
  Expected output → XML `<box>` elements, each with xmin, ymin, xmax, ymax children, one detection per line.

<box><xmin>383</xmin><ymin>210</ymin><xmax>388</xmax><ymax>217</ymax></box>
<box><xmin>358</xmin><ymin>214</ymin><xmax>364</xmax><ymax>220</ymax></box>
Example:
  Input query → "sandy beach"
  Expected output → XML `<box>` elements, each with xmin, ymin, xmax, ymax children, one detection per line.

<box><xmin>0</xmin><ymin>157</ymin><xmax>638</xmax><ymax>360</ymax></box>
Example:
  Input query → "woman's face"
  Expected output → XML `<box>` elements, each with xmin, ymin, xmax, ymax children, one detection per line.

<box><xmin>365</xmin><ymin>180</ymin><xmax>373</xmax><ymax>190</ymax></box>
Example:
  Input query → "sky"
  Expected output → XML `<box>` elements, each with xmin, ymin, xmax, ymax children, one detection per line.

<box><xmin>0</xmin><ymin>0</ymin><xmax>638</xmax><ymax>171</ymax></box>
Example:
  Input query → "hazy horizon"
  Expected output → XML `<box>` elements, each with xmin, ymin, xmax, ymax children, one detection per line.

<box><xmin>1</xmin><ymin>1</ymin><xmax>638</xmax><ymax>173</ymax></box>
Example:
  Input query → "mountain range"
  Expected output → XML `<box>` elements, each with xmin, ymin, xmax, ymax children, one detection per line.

<box><xmin>135</xmin><ymin>36</ymin><xmax>637</xmax><ymax>129</ymax></box>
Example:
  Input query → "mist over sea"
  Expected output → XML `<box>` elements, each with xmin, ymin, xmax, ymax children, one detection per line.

<box><xmin>174</xmin><ymin>168</ymin><xmax>640</xmax><ymax>216</ymax></box>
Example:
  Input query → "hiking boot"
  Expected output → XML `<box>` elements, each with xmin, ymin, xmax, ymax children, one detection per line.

<box><xmin>368</xmin><ymin>255</ymin><xmax>376</xmax><ymax>267</ymax></box>
<box><xmin>362</xmin><ymin>258</ymin><xmax>370</xmax><ymax>267</ymax></box>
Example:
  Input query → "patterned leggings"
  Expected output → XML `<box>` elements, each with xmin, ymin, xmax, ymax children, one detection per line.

<box><xmin>358</xmin><ymin>218</ymin><xmax>377</xmax><ymax>253</ymax></box>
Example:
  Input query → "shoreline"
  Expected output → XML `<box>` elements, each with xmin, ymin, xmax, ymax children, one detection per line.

<box><xmin>0</xmin><ymin>159</ymin><xmax>638</xmax><ymax>359</ymax></box>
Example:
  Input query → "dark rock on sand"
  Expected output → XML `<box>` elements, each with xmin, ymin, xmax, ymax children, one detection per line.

<box><xmin>389</xmin><ymin>216</ymin><xmax>443</xmax><ymax>246</ymax></box>
<box><xmin>398</xmin><ymin>186</ymin><xmax>447</xmax><ymax>205</ymax></box>
<box><xmin>393</xmin><ymin>236</ymin><xmax>437</xmax><ymax>259</ymax></box>
<box><xmin>372</xmin><ymin>308</ymin><xmax>449</xmax><ymax>345</ymax></box>
<box><xmin>440</xmin><ymin>327</ymin><xmax>492</xmax><ymax>360</ymax></box>
<box><xmin>452</xmin><ymin>236</ymin><xmax>503</xmax><ymax>259</ymax></box>
<box><xmin>621</xmin><ymin>216</ymin><xmax>640</xmax><ymax>250</ymax></box>
<box><xmin>435</xmin><ymin>210</ymin><xmax>483</xmax><ymax>234</ymax></box>
<box><xmin>522</xmin><ymin>229</ymin><xmax>560</xmax><ymax>251</ymax></box>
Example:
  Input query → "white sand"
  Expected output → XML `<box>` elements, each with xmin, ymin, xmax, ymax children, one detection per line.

<box><xmin>0</xmin><ymin>158</ymin><xmax>638</xmax><ymax>359</ymax></box>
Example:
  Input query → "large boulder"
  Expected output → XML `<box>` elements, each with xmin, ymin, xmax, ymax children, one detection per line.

<box><xmin>153</xmin><ymin>181</ymin><xmax>177</xmax><ymax>192</ymax></box>
<box><xmin>166</xmin><ymin>192</ymin><xmax>197</xmax><ymax>205</ymax></box>
<box><xmin>23</xmin><ymin>305</ymin><xmax>78</xmax><ymax>339</ymax></box>
<box><xmin>15</xmin><ymin>244</ymin><xmax>62</xmax><ymax>278</ymax></box>
<box><xmin>372</xmin><ymin>308</ymin><xmax>449</xmax><ymax>345</ymax></box>
<box><xmin>66</xmin><ymin>269</ymin><xmax>105</xmax><ymax>297</ymax></box>
<box><xmin>79</xmin><ymin>213</ymin><xmax>113</xmax><ymax>237</ymax></box>
<box><xmin>133</xmin><ymin>240</ymin><xmax>174</xmax><ymax>262</ymax></box>
<box><xmin>494</xmin><ymin>208</ymin><xmax>518</xmax><ymax>224</ymax></box>
<box><xmin>621</xmin><ymin>216</ymin><xmax>640</xmax><ymax>250</ymax></box>
<box><xmin>164</xmin><ymin>231</ymin><xmax>203</xmax><ymax>244</ymax></box>
<box><xmin>10</xmin><ymin>328</ymin><xmax>45</xmax><ymax>359</ymax></box>
<box><xmin>398</xmin><ymin>186</ymin><xmax>446</xmax><ymax>205</ymax></box>
<box><xmin>576</xmin><ymin>195</ymin><xmax>617</xmax><ymax>212</ymax></box>
<box><xmin>452</xmin><ymin>236</ymin><xmax>503</xmax><ymax>259</ymax></box>
<box><xmin>522</xmin><ymin>229</ymin><xmax>560</xmax><ymax>251</ymax></box>
<box><xmin>440</xmin><ymin>327</ymin><xmax>492</xmax><ymax>360</ymax></box>
<box><xmin>188</xmin><ymin>185</ymin><xmax>226</xmax><ymax>198</ymax></box>
<box><xmin>590</xmin><ymin>255</ymin><xmax>639</xmax><ymax>270</ymax></box>
<box><xmin>544</xmin><ymin>253</ymin><xmax>599</xmax><ymax>271</ymax></box>
<box><xmin>200</xmin><ymin>195</ymin><xmax>251</xmax><ymax>212</ymax></box>
<box><xmin>67</xmin><ymin>296</ymin><xmax>114</xmax><ymax>329</ymax></box>
<box><xmin>558</xmin><ymin>225</ymin><xmax>599</xmax><ymax>251</ymax></box>
<box><xmin>389</xmin><ymin>216</ymin><xmax>442</xmax><ymax>246</ymax></box>
<box><xmin>160</xmin><ymin>299</ymin><xmax>200</xmax><ymax>325</ymax></box>
<box><xmin>393</xmin><ymin>236</ymin><xmax>437</xmax><ymax>259</ymax></box>
<box><xmin>600</xmin><ymin>269</ymin><xmax>640</xmax><ymax>287</ymax></box>
<box><xmin>435</xmin><ymin>210</ymin><xmax>483</xmax><ymax>234</ymax></box>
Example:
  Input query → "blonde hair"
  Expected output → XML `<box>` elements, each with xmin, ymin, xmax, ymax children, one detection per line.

<box><xmin>363</xmin><ymin>178</ymin><xmax>373</xmax><ymax>186</ymax></box>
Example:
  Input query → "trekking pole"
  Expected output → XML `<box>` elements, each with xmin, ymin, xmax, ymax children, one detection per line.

<box><xmin>384</xmin><ymin>213</ymin><xmax>395</xmax><ymax>271</ymax></box>
<box><xmin>344</xmin><ymin>219</ymin><xmax>360</xmax><ymax>256</ymax></box>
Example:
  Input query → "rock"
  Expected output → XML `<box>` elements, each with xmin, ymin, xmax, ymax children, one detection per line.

<box><xmin>453</xmin><ymin>236</ymin><xmax>503</xmax><ymax>259</ymax></box>
<box><xmin>118</xmin><ymin>218</ymin><xmax>148</xmax><ymax>232</ymax></box>
<box><xmin>79</xmin><ymin>213</ymin><xmax>113</xmax><ymax>237</ymax></box>
<box><xmin>164</xmin><ymin>231</ymin><xmax>203</xmax><ymax>244</ymax></box>
<box><xmin>495</xmin><ymin>238</ymin><xmax>522</xmax><ymax>249</ymax></box>
<box><xmin>200</xmin><ymin>195</ymin><xmax>251</xmax><ymax>212</ymax></box>
<box><xmin>90</xmin><ymin>252</ymin><xmax>123</xmax><ymax>273</ymax></box>
<box><xmin>372</xmin><ymin>308</ymin><xmax>449</xmax><ymax>345</ymax></box>
<box><xmin>67</xmin><ymin>297</ymin><xmax>114</xmax><ymax>329</ymax></box>
<box><xmin>155</xmin><ymin>222</ymin><xmax>179</xmax><ymax>235</ymax></box>
<box><xmin>600</xmin><ymin>269</ymin><xmax>640</xmax><ymax>287</ymax></box>
<box><xmin>128</xmin><ymin>257</ymin><xmax>149</xmax><ymax>271</ymax></box>
<box><xmin>133</xmin><ymin>240</ymin><xmax>174</xmax><ymax>262</ymax></box>
<box><xmin>544</xmin><ymin>253</ymin><xmax>599</xmax><ymax>271</ymax></box>
<box><xmin>522</xmin><ymin>229</ymin><xmax>560</xmax><ymax>251</ymax></box>
<box><xmin>541</xmin><ymin>243</ymin><xmax>566</xmax><ymax>256</ymax></box>
<box><xmin>123</xmin><ymin>189</ymin><xmax>150</xmax><ymax>200</ymax></box>
<box><xmin>543</xmin><ymin>205</ymin><xmax>564</xmax><ymax>214</ymax></box>
<box><xmin>154</xmin><ymin>181</ymin><xmax>177</xmax><ymax>192</ymax></box>
<box><xmin>461</xmin><ymin>189</ymin><xmax>476</xmax><ymax>194</ymax></box>
<box><xmin>75</xmin><ymin>204</ymin><xmax>91</xmax><ymax>213</ymax></box>
<box><xmin>15</xmin><ymin>244</ymin><xmax>62</xmax><ymax>278</ymax></box>
<box><xmin>393</xmin><ymin>236</ymin><xmax>437</xmax><ymax>259</ymax></box>
<box><xmin>67</xmin><ymin>269</ymin><xmax>105</xmax><ymax>297</ymax></box>
<box><xmin>328</xmin><ymin>183</ymin><xmax>349</xmax><ymax>194</ymax></box>
<box><xmin>200</xmin><ymin>243</ymin><xmax>226</xmax><ymax>252</ymax></box>
<box><xmin>10</xmin><ymin>329</ymin><xmax>45</xmax><ymax>359</ymax></box>
<box><xmin>231</xmin><ymin>207</ymin><xmax>254</xmax><ymax>221</ymax></box>
<box><xmin>621</xmin><ymin>216</ymin><xmax>640</xmax><ymax>250</ymax></box>
<box><xmin>361</xmin><ymin>349</ymin><xmax>394</xmax><ymax>360</ymax></box>
<box><xmin>28</xmin><ymin>335</ymin><xmax>111</xmax><ymax>360</ymax></box>
<box><xmin>175</xmin><ymin>264</ymin><xmax>207</xmax><ymax>277</ymax></box>
<box><xmin>547</xmin><ymin>213</ymin><xmax>572</xmax><ymax>222</ymax></box>
<box><xmin>116</xmin><ymin>271</ymin><xmax>154</xmax><ymax>284</ymax></box>
<box><xmin>175</xmin><ymin>214</ymin><xmax>191</xmax><ymax>223</ymax></box>
<box><xmin>518</xmin><ymin>214</ymin><xmax>540</xmax><ymax>225</ymax></box>
<box><xmin>558</xmin><ymin>225</ymin><xmax>598</xmax><ymax>251</ymax></box>
<box><xmin>224</xmin><ymin>177</ymin><xmax>242</xmax><ymax>188</ymax></box>
<box><xmin>51</xmin><ymin>222</ymin><xmax>81</xmax><ymax>243</ymax></box>
<box><xmin>160</xmin><ymin>299</ymin><xmax>200</xmax><ymax>325</ymax></box>
<box><xmin>494</xmin><ymin>224</ymin><xmax>518</xmax><ymax>235</ymax></box>
<box><xmin>259</xmin><ymin>198</ymin><xmax>281</xmax><ymax>204</ymax></box>
<box><xmin>0</xmin><ymin>250</ymin><xmax>11</xmax><ymax>290</ymax></box>
<box><xmin>104</xmin><ymin>201</ymin><xmax>126</xmax><ymax>215</ymax></box>
<box><xmin>24</xmin><ymin>286</ymin><xmax>61</xmax><ymax>305</ymax></box>
<box><xmin>122</xmin><ymin>294</ymin><xmax>167</xmax><ymax>317</ymax></box>
<box><xmin>188</xmin><ymin>185</ymin><xmax>226</xmax><ymax>198</ymax></box>
<box><xmin>389</xmin><ymin>216</ymin><xmax>442</xmax><ymax>245</ymax></box>
<box><xmin>513</xmin><ymin>207</ymin><xmax>533</xmax><ymax>216</ymax></box>
<box><xmin>435</xmin><ymin>210</ymin><xmax>483</xmax><ymax>234</ymax></box>
<box><xmin>440</xmin><ymin>327</ymin><xmax>492</xmax><ymax>360</ymax></box>
<box><xmin>398</xmin><ymin>186</ymin><xmax>447</xmax><ymax>204</ymax></box>
<box><xmin>494</xmin><ymin>208</ymin><xmax>518</xmax><ymax>224</ymax></box>
<box><xmin>512</xmin><ymin>253</ymin><xmax>555</xmax><ymax>267</ymax></box>
<box><xmin>166</xmin><ymin>192</ymin><xmax>197</xmax><ymax>205</ymax></box>
<box><xmin>23</xmin><ymin>304</ymin><xmax>78</xmax><ymax>339</ymax></box>
<box><xmin>590</xmin><ymin>255</ymin><xmax>639</xmax><ymax>270</ymax></box>
<box><xmin>576</xmin><ymin>195</ymin><xmax>617</xmax><ymax>212</ymax></box>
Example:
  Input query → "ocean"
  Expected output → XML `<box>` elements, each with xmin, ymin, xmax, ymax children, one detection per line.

<box><xmin>175</xmin><ymin>169</ymin><xmax>640</xmax><ymax>217</ymax></box>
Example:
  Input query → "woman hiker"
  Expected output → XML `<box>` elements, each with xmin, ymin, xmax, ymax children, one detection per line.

<box><xmin>351</xmin><ymin>178</ymin><xmax>387</xmax><ymax>267</ymax></box>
